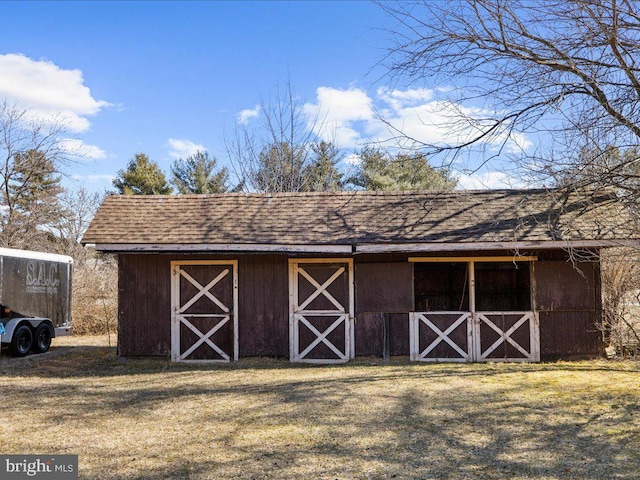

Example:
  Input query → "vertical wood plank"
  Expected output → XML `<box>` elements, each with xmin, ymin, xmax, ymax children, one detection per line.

<box><xmin>383</xmin><ymin>313</ymin><xmax>390</xmax><ymax>361</ymax></box>
<box><xmin>276</xmin><ymin>255</ymin><xmax>289</xmax><ymax>357</ymax></box>
<box><xmin>233</xmin><ymin>260</ymin><xmax>239</xmax><ymax>361</ymax></box>
<box><xmin>468</xmin><ymin>261</ymin><xmax>476</xmax><ymax>313</ymax></box>
<box><xmin>288</xmin><ymin>260</ymin><xmax>296</xmax><ymax>361</ymax></box>
<box><xmin>531</xmin><ymin>312</ymin><xmax>540</xmax><ymax>362</ymax></box>
<box><xmin>348</xmin><ymin>259</ymin><xmax>355</xmax><ymax>359</ymax></box>
<box><xmin>170</xmin><ymin>261</ymin><xmax>179</xmax><ymax>361</ymax></box>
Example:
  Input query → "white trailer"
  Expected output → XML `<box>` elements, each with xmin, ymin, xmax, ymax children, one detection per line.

<box><xmin>0</xmin><ymin>248</ymin><xmax>73</xmax><ymax>356</ymax></box>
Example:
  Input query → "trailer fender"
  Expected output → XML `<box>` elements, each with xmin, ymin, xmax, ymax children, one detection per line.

<box><xmin>0</xmin><ymin>318</ymin><xmax>53</xmax><ymax>344</ymax></box>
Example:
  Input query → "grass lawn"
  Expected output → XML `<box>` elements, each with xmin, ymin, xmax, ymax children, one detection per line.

<box><xmin>1</xmin><ymin>336</ymin><xmax>639</xmax><ymax>480</ymax></box>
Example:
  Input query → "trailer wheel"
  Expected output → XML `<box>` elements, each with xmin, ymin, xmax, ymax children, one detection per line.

<box><xmin>32</xmin><ymin>323</ymin><xmax>53</xmax><ymax>354</ymax></box>
<box><xmin>10</xmin><ymin>325</ymin><xmax>33</xmax><ymax>357</ymax></box>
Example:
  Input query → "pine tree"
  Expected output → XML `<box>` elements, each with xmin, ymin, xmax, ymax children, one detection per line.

<box><xmin>171</xmin><ymin>151</ymin><xmax>228</xmax><ymax>194</ymax></box>
<box><xmin>1</xmin><ymin>149</ymin><xmax>63</xmax><ymax>247</ymax></box>
<box><xmin>113</xmin><ymin>153</ymin><xmax>172</xmax><ymax>195</ymax></box>
<box><xmin>303</xmin><ymin>142</ymin><xmax>344</xmax><ymax>192</ymax></box>
<box><xmin>348</xmin><ymin>147</ymin><xmax>456</xmax><ymax>191</ymax></box>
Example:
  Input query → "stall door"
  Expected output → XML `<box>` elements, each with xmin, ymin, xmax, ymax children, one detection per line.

<box><xmin>410</xmin><ymin>312</ymin><xmax>539</xmax><ymax>362</ymax></box>
<box><xmin>410</xmin><ymin>312</ymin><xmax>473</xmax><ymax>362</ymax></box>
<box><xmin>289</xmin><ymin>259</ymin><xmax>354</xmax><ymax>363</ymax></box>
<box><xmin>171</xmin><ymin>261</ymin><xmax>238</xmax><ymax>362</ymax></box>
<box><xmin>475</xmin><ymin>312</ymin><xmax>540</xmax><ymax>362</ymax></box>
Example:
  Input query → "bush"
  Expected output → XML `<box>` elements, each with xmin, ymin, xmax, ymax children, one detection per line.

<box><xmin>601</xmin><ymin>248</ymin><xmax>640</xmax><ymax>358</ymax></box>
<box><xmin>71</xmin><ymin>253</ymin><xmax>118</xmax><ymax>340</ymax></box>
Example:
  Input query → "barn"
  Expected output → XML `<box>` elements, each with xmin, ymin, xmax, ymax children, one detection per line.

<box><xmin>82</xmin><ymin>188</ymin><xmax>634</xmax><ymax>363</ymax></box>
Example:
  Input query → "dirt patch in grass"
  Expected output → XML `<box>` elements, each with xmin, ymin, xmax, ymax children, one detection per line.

<box><xmin>1</xmin><ymin>335</ymin><xmax>639</xmax><ymax>479</ymax></box>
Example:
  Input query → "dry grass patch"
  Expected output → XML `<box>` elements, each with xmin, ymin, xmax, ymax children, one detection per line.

<box><xmin>1</xmin><ymin>336</ymin><xmax>639</xmax><ymax>479</ymax></box>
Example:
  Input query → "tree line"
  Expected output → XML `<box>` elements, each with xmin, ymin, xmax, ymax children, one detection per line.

<box><xmin>111</xmin><ymin>144</ymin><xmax>456</xmax><ymax>196</ymax></box>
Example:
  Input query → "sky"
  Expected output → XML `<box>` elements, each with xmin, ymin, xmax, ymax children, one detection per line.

<box><xmin>0</xmin><ymin>1</ymin><xmax>529</xmax><ymax>194</ymax></box>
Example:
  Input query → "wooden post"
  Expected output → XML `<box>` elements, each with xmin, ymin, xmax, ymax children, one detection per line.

<box><xmin>382</xmin><ymin>312</ymin><xmax>391</xmax><ymax>361</ymax></box>
<box><xmin>468</xmin><ymin>261</ymin><xmax>476</xmax><ymax>313</ymax></box>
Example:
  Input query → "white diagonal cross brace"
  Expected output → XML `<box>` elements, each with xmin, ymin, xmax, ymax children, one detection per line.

<box><xmin>297</xmin><ymin>266</ymin><xmax>345</xmax><ymax>312</ymax></box>
<box><xmin>418</xmin><ymin>313</ymin><xmax>470</xmax><ymax>360</ymax></box>
<box><xmin>179</xmin><ymin>268</ymin><xmax>230</xmax><ymax>314</ymax></box>
<box><xmin>478</xmin><ymin>313</ymin><xmax>532</xmax><ymax>359</ymax></box>
<box><xmin>297</xmin><ymin>314</ymin><xmax>347</xmax><ymax>360</ymax></box>
<box><xmin>179</xmin><ymin>315</ymin><xmax>230</xmax><ymax>361</ymax></box>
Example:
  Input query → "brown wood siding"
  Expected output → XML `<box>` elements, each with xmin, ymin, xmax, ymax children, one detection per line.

<box><xmin>355</xmin><ymin>312</ymin><xmax>409</xmax><ymax>356</ymax></box>
<box><xmin>237</xmin><ymin>254</ymin><xmax>289</xmax><ymax>357</ymax></box>
<box><xmin>355</xmin><ymin>262</ymin><xmax>413</xmax><ymax>313</ymax></box>
<box><xmin>118</xmin><ymin>254</ymin><xmax>171</xmax><ymax>356</ymax></box>
<box><xmin>535</xmin><ymin>260</ymin><xmax>602</xmax><ymax>358</ymax></box>
<box><xmin>118</xmin><ymin>253</ymin><xmax>290</xmax><ymax>357</ymax></box>
<box><xmin>354</xmin><ymin>261</ymin><xmax>413</xmax><ymax>356</ymax></box>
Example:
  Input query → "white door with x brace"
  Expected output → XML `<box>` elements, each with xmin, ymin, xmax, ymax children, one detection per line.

<box><xmin>171</xmin><ymin>261</ymin><xmax>238</xmax><ymax>362</ymax></box>
<box><xmin>289</xmin><ymin>259</ymin><xmax>354</xmax><ymax>363</ymax></box>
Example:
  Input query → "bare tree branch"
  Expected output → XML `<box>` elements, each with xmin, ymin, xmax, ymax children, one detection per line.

<box><xmin>379</xmin><ymin>0</ymin><xmax>640</xmax><ymax>176</ymax></box>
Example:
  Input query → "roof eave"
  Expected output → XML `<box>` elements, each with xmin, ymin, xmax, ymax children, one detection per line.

<box><xmin>91</xmin><ymin>239</ymin><xmax>640</xmax><ymax>255</ymax></box>
<box><xmin>355</xmin><ymin>239</ymin><xmax>640</xmax><ymax>253</ymax></box>
<box><xmin>93</xmin><ymin>243</ymin><xmax>353</xmax><ymax>254</ymax></box>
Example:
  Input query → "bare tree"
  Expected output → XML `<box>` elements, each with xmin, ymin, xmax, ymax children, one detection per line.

<box><xmin>225</xmin><ymin>81</ymin><xmax>338</xmax><ymax>193</ymax></box>
<box><xmin>380</xmin><ymin>0</ymin><xmax>640</xmax><ymax>184</ymax></box>
<box><xmin>71</xmin><ymin>252</ymin><xmax>118</xmax><ymax>344</ymax></box>
<box><xmin>0</xmin><ymin>101</ymin><xmax>72</xmax><ymax>248</ymax></box>
<box><xmin>50</xmin><ymin>186</ymin><xmax>103</xmax><ymax>264</ymax></box>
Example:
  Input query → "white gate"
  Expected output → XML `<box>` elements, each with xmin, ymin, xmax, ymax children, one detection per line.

<box><xmin>410</xmin><ymin>312</ymin><xmax>473</xmax><ymax>362</ymax></box>
<box><xmin>171</xmin><ymin>261</ymin><xmax>238</xmax><ymax>362</ymax></box>
<box><xmin>289</xmin><ymin>259</ymin><xmax>354</xmax><ymax>363</ymax></box>
<box><xmin>475</xmin><ymin>312</ymin><xmax>540</xmax><ymax>362</ymax></box>
<box><xmin>410</xmin><ymin>311</ymin><xmax>539</xmax><ymax>362</ymax></box>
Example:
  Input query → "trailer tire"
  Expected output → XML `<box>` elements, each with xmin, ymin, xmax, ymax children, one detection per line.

<box><xmin>32</xmin><ymin>323</ymin><xmax>53</xmax><ymax>354</ymax></box>
<box><xmin>10</xmin><ymin>324</ymin><xmax>33</xmax><ymax>357</ymax></box>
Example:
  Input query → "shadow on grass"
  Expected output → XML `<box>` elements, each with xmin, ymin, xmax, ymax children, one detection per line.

<box><xmin>89</xmin><ymin>375</ymin><xmax>639</xmax><ymax>480</ymax></box>
<box><xmin>1</xmin><ymin>341</ymin><xmax>638</xmax><ymax>380</ymax></box>
<box><xmin>2</xmin><ymin>345</ymin><xmax>639</xmax><ymax>479</ymax></box>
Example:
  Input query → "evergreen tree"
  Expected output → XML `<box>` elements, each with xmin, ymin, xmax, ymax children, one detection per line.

<box><xmin>171</xmin><ymin>151</ymin><xmax>228</xmax><ymax>194</ymax></box>
<box><xmin>303</xmin><ymin>142</ymin><xmax>344</xmax><ymax>192</ymax></box>
<box><xmin>113</xmin><ymin>153</ymin><xmax>172</xmax><ymax>195</ymax></box>
<box><xmin>348</xmin><ymin>147</ymin><xmax>456</xmax><ymax>191</ymax></box>
<box><xmin>2</xmin><ymin>149</ymin><xmax>63</xmax><ymax>247</ymax></box>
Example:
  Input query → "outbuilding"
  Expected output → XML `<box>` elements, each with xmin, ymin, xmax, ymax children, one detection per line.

<box><xmin>82</xmin><ymin>188</ymin><xmax>634</xmax><ymax>363</ymax></box>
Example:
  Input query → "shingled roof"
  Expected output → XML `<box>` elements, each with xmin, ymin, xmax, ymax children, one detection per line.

<box><xmin>82</xmin><ymin>189</ymin><xmax>637</xmax><ymax>253</ymax></box>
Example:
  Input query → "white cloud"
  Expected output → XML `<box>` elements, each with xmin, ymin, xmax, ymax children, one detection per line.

<box><xmin>376</xmin><ymin>86</ymin><xmax>435</xmax><ymax>111</ymax></box>
<box><xmin>456</xmin><ymin>171</ymin><xmax>528</xmax><ymax>190</ymax></box>
<box><xmin>58</xmin><ymin>138</ymin><xmax>107</xmax><ymax>160</ymax></box>
<box><xmin>168</xmin><ymin>138</ymin><xmax>206</xmax><ymax>159</ymax></box>
<box><xmin>304</xmin><ymin>87</ymin><xmax>374</xmax><ymax>148</ymax></box>
<box><xmin>237</xmin><ymin>104</ymin><xmax>260</xmax><ymax>125</ymax></box>
<box><xmin>70</xmin><ymin>173</ymin><xmax>114</xmax><ymax>184</ymax></box>
<box><xmin>0</xmin><ymin>53</ymin><xmax>110</xmax><ymax>133</ymax></box>
<box><xmin>304</xmin><ymin>85</ymin><xmax>532</xmax><ymax>154</ymax></box>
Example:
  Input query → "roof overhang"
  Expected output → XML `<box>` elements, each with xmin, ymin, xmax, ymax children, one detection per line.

<box><xmin>93</xmin><ymin>243</ymin><xmax>353</xmax><ymax>254</ymax></box>
<box><xmin>92</xmin><ymin>239</ymin><xmax>640</xmax><ymax>255</ymax></box>
<box><xmin>355</xmin><ymin>239</ymin><xmax>640</xmax><ymax>253</ymax></box>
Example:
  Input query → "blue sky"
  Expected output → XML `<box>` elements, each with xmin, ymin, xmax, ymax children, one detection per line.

<box><xmin>0</xmin><ymin>1</ymin><xmax>527</xmax><ymax>193</ymax></box>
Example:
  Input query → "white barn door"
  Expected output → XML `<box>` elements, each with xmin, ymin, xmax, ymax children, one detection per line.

<box><xmin>289</xmin><ymin>259</ymin><xmax>354</xmax><ymax>363</ymax></box>
<box><xmin>171</xmin><ymin>260</ymin><xmax>238</xmax><ymax>362</ymax></box>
